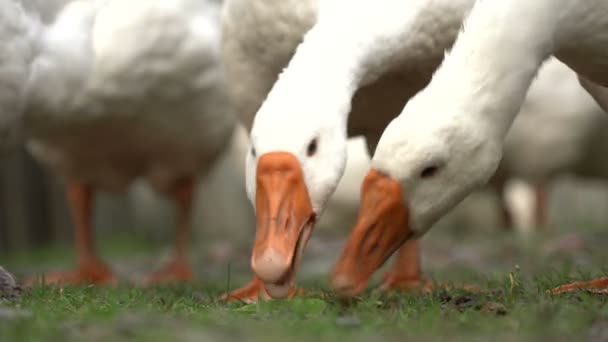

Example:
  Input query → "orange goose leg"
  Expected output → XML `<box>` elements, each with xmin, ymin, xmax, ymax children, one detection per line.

<box><xmin>379</xmin><ymin>240</ymin><xmax>479</xmax><ymax>294</ymax></box>
<box><xmin>379</xmin><ymin>240</ymin><xmax>433</xmax><ymax>294</ymax></box>
<box><xmin>33</xmin><ymin>182</ymin><xmax>116</xmax><ymax>286</ymax></box>
<box><xmin>534</xmin><ymin>184</ymin><xmax>548</xmax><ymax>230</ymax></box>
<box><xmin>499</xmin><ymin>196</ymin><xmax>514</xmax><ymax>230</ymax></box>
<box><xmin>141</xmin><ymin>177</ymin><xmax>194</xmax><ymax>285</ymax></box>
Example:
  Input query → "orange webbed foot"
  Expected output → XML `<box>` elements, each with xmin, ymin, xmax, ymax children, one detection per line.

<box><xmin>139</xmin><ymin>257</ymin><xmax>193</xmax><ymax>286</ymax></box>
<box><xmin>26</xmin><ymin>260</ymin><xmax>117</xmax><ymax>287</ymax></box>
<box><xmin>219</xmin><ymin>277</ymin><xmax>302</xmax><ymax>304</ymax></box>
<box><xmin>550</xmin><ymin>277</ymin><xmax>608</xmax><ymax>295</ymax></box>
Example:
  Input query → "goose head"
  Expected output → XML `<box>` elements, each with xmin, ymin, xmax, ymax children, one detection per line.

<box><xmin>331</xmin><ymin>91</ymin><xmax>502</xmax><ymax>296</ymax></box>
<box><xmin>245</xmin><ymin>90</ymin><xmax>349</xmax><ymax>298</ymax></box>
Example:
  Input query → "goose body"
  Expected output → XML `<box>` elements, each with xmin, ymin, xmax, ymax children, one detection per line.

<box><xmin>333</xmin><ymin>0</ymin><xmax>608</xmax><ymax>296</ymax></box>
<box><xmin>25</xmin><ymin>0</ymin><xmax>236</xmax><ymax>285</ymax></box>
<box><xmin>222</xmin><ymin>0</ymin><xmax>477</xmax><ymax>301</ymax></box>
<box><xmin>0</xmin><ymin>0</ymin><xmax>40</xmax><ymax>152</ymax></box>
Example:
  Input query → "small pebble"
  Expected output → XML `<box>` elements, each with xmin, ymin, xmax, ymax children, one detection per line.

<box><xmin>0</xmin><ymin>308</ymin><xmax>32</xmax><ymax>321</ymax></box>
<box><xmin>0</xmin><ymin>266</ymin><xmax>21</xmax><ymax>302</ymax></box>
<box><xmin>335</xmin><ymin>314</ymin><xmax>361</xmax><ymax>327</ymax></box>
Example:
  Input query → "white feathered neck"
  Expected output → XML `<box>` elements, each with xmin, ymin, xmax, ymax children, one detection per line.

<box><xmin>420</xmin><ymin>0</ymin><xmax>557</xmax><ymax>140</ymax></box>
<box><xmin>400</xmin><ymin>0</ymin><xmax>608</xmax><ymax>143</ymax></box>
<box><xmin>251</xmin><ymin>0</ymin><xmax>473</xmax><ymax>151</ymax></box>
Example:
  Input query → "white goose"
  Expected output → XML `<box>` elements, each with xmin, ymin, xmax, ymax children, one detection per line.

<box><xmin>25</xmin><ymin>0</ymin><xmax>236</xmax><ymax>285</ymax></box>
<box><xmin>0</xmin><ymin>0</ymin><xmax>40</xmax><ymax>152</ymax></box>
<box><xmin>222</xmin><ymin>0</ymin><xmax>476</xmax><ymax>302</ymax></box>
<box><xmin>332</xmin><ymin>0</ymin><xmax>608</xmax><ymax>296</ymax></box>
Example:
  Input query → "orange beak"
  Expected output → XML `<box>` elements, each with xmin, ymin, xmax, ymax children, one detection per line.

<box><xmin>251</xmin><ymin>152</ymin><xmax>316</xmax><ymax>298</ymax></box>
<box><xmin>331</xmin><ymin>169</ymin><xmax>412</xmax><ymax>297</ymax></box>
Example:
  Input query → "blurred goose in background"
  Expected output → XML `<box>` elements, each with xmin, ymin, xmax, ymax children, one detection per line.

<box><xmin>0</xmin><ymin>0</ymin><xmax>41</xmax><ymax>153</ymax></box>
<box><xmin>25</xmin><ymin>0</ymin><xmax>236</xmax><ymax>285</ymax></box>
<box><xmin>491</xmin><ymin>58</ymin><xmax>608</xmax><ymax>232</ymax></box>
<box><xmin>332</xmin><ymin>0</ymin><xmax>608</xmax><ymax>296</ymax></box>
<box><xmin>221</xmin><ymin>0</ymin><xmax>476</xmax><ymax>302</ymax></box>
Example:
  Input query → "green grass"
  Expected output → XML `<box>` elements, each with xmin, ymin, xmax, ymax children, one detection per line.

<box><xmin>1</xmin><ymin>272</ymin><xmax>607</xmax><ymax>341</ymax></box>
<box><xmin>3</xmin><ymin>233</ymin><xmax>159</xmax><ymax>272</ymax></box>
<box><xmin>2</xmin><ymin>225</ymin><xmax>608</xmax><ymax>341</ymax></box>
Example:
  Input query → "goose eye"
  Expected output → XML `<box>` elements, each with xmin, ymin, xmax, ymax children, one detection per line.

<box><xmin>251</xmin><ymin>147</ymin><xmax>256</xmax><ymax>158</ymax></box>
<box><xmin>307</xmin><ymin>138</ymin><xmax>318</xmax><ymax>157</ymax></box>
<box><xmin>420</xmin><ymin>165</ymin><xmax>440</xmax><ymax>179</ymax></box>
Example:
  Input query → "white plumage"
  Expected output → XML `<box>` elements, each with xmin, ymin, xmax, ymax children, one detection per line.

<box><xmin>222</xmin><ymin>0</ymin><xmax>319</xmax><ymax>130</ymax></box>
<box><xmin>0</xmin><ymin>0</ymin><xmax>40</xmax><ymax>152</ymax></box>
